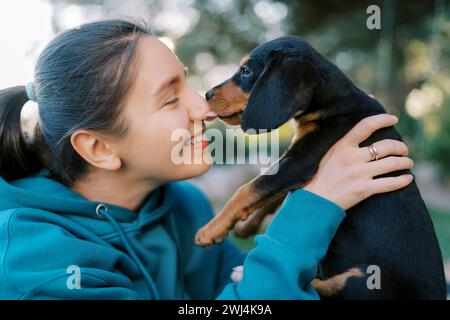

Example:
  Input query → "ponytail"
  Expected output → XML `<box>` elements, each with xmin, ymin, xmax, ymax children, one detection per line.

<box><xmin>0</xmin><ymin>86</ymin><xmax>45</xmax><ymax>181</ymax></box>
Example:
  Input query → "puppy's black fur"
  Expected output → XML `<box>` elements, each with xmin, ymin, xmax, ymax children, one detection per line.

<box><xmin>207</xmin><ymin>36</ymin><xmax>446</xmax><ymax>299</ymax></box>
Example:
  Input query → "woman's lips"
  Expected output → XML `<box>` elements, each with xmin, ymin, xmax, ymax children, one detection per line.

<box><xmin>201</xmin><ymin>140</ymin><xmax>209</xmax><ymax>149</ymax></box>
<box><xmin>183</xmin><ymin>133</ymin><xmax>210</xmax><ymax>150</ymax></box>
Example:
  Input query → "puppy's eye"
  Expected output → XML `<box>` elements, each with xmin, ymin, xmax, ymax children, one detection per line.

<box><xmin>240</xmin><ymin>66</ymin><xmax>253</xmax><ymax>77</ymax></box>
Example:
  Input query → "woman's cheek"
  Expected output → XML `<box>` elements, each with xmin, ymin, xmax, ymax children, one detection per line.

<box><xmin>129</xmin><ymin>107</ymin><xmax>212</xmax><ymax>180</ymax></box>
<box><xmin>165</xmin><ymin>131</ymin><xmax>213</xmax><ymax>179</ymax></box>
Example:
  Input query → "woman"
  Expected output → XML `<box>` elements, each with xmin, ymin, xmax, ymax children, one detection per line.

<box><xmin>0</xmin><ymin>19</ymin><xmax>414</xmax><ymax>299</ymax></box>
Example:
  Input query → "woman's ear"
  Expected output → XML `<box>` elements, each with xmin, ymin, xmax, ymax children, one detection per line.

<box><xmin>241</xmin><ymin>53</ymin><xmax>316</xmax><ymax>132</ymax></box>
<box><xmin>70</xmin><ymin>129</ymin><xmax>122</xmax><ymax>171</ymax></box>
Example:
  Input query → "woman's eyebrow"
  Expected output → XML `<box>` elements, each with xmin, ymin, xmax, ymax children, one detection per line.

<box><xmin>152</xmin><ymin>67</ymin><xmax>188</xmax><ymax>97</ymax></box>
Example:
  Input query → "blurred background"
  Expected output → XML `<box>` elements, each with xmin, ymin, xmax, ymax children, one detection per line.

<box><xmin>1</xmin><ymin>0</ymin><xmax>449</xmax><ymax>295</ymax></box>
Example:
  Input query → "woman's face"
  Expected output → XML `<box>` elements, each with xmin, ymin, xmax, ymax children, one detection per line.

<box><xmin>113</xmin><ymin>35</ymin><xmax>214</xmax><ymax>183</ymax></box>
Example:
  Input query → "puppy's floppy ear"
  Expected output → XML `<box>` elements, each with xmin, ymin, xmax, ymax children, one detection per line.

<box><xmin>241</xmin><ymin>52</ymin><xmax>316</xmax><ymax>132</ymax></box>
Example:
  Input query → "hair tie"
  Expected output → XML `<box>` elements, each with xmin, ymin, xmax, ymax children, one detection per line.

<box><xmin>25</xmin><ymin>82</ymin><xmax>36</xmax><ymax>102</ymax></box>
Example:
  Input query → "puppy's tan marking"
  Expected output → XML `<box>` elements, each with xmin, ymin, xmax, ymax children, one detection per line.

<box><xmin>239</xmin><ymin>55</ymin><xmax>250</xmax><ymax>67</ymax></box>
<box><xmin>292</xmin><ymin>111</ymin><xmax>320</xmax><ymax>142</ymax></box>
<box><xmin>207</xmin><ymin>80</ymin><xmax>249</xmax><ymax>125</ymax></box>
<box><xmin>311</xmin><ymin>268</ymin><xmax>364</xmax><ymax>297</ymax></box>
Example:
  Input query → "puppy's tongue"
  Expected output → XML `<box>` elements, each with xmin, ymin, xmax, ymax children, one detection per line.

<box><xmin>204</xmin><ymin>111</ymin><xmax>218</xmax><ymax>121</ymax></box>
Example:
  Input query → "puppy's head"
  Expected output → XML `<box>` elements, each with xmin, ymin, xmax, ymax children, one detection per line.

<box><xmin>205</xmin><ymin>36</ymin><xmax>322</xmax><ymax>132</ymax></box>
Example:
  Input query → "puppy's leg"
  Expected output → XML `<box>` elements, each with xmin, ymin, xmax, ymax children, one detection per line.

<box><xmin>311</xmin><ymin>268</ymin><xmax>364</xmax><ymax>297</ymax></box>
<box><xmin>195</xmin><ymin>157</ymin><xmax>309</xmax><ymax>246</ymax></box>
<box><xmin>233</xmin><ymin>196</ymin><xmax>284</xmax><ymax>238</ymax></box>
<box><xmin>195</xmin><ymin>180</ymin><xmax>266</xmax><ymax>246</ymax></box>
<box><xmin>194</xmin><ymin>120</ymin><xmax>348</xmax><ymax>247</ymax></box>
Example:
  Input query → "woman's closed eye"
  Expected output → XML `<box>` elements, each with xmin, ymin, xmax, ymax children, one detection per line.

<box><xmin>163</xmin><ymin>96</ymin><xmax>179</xmax><ymax>106</ymax></box>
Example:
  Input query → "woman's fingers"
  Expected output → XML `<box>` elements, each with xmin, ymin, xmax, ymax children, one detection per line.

<box><xmin>369</xmin><ymin>174</ymin><xmax>414</xmax><ymax>195</ymax></box>
<box><xmin>343</xmin><ymin>114</ymin><xmax>398</xmax><ymax>146</ymax></box>
<box><xmin>302</xmin><ymin>113</ymin><xmax>415</xmax><ymax>211</ymax></box>
<box><xmin>358</xmin><ymin>139</ymin><xmax>409</xmax><ymax>162</ymax></box>
<box><xmin>368</xmin><ymin>156</ymin><xmax>414</xmax><ymax>177</ymax></box>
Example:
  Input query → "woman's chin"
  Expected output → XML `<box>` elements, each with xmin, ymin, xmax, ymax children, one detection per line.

<box><xmin>171</xmin><ymin>148</ymin><xmax>214</xmax><ymax>179</ymax></box>
<box><xmin>176</xmin><ymin>161</ymin><xmax>212</xmax><ymax>180</ymax></box>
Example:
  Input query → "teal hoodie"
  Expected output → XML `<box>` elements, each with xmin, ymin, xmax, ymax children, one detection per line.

<box><xmin>0</xmin><ymin>169</ymin><xmax>345</xmax><ymax>299</ymax></box>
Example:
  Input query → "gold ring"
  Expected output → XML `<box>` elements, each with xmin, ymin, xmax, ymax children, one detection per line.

<box><xmin>368</xmin><ymin>144</ymin><xmax>379</xmax><ymax>161</ymax></box>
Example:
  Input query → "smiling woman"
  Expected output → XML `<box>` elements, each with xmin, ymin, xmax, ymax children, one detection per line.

<box><xmin>0</xmin><ymin>18</ymin><xmax>417</xmax><ymax>300</ymax></box>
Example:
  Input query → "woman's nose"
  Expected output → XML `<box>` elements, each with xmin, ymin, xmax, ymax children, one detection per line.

<box><xmin>189</xmin><ymin>91</ymin><xmax>217</xmax><ymax>121</ymax></box>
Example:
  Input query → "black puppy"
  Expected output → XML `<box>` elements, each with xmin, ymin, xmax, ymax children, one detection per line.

<box><xmin>195</xmin><ymin>36</ymin><xmax>446</xmax><ymax>299</ymax></box>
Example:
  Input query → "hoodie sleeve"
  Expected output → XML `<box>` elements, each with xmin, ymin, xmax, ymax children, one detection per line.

<box><xmin>0</xmin><ymin>209</ymin><xmax>142</xmax><ymax>300</ymax></box>
<box><xmin>215</xmin><ymin>189</ymin><xmax>345</xmax><ymax>300</ymax></box>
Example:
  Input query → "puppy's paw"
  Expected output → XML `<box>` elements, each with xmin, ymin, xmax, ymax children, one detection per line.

<box><xmin>195</xmin><ymin>222</ymin><xmax>230</xmax><ymax>247</ymax></box>
<box><xmin>195</xmin><ymin>191</ymin><xmax>258</xmax><ymax>247</ymax></box>
<box><xmin>230</xmin><ymin>265</ymin><xmax>244</xmax><ymax>283</ymax></box>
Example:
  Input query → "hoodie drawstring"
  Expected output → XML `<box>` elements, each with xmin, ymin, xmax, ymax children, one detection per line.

<box><xmin>96</xmin><ymin>203</ymin><xmax>160</xmax><ymax>300</ymax></box>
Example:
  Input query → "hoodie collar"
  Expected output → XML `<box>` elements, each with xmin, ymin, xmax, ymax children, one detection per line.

<box><xmin>0</xmin><ymin>169</ymin><xmax>173</xmax><ymax>227</ymax></box>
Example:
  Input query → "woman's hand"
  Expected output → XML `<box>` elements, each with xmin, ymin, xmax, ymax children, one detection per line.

<box><xmin>303</xmin><ymin>114</ymin><xmax>413</xmax><ymax>211</ymax></box>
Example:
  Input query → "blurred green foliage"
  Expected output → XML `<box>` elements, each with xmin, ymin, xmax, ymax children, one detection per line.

<box><xmin>430</xmin><ymin>208</ymin><xmax>450</xmax><ymax>260</ymax></box>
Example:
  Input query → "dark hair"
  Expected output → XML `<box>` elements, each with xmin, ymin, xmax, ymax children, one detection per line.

<box><xmin>0</xmin><ymin>19</ymin><xmax>152</xmax><ymax>185</ymax></box>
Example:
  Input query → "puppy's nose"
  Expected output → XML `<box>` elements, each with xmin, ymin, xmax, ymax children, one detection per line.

<box><xmin>205</xmin><ymin>91</ymin><xmax>214</xmax><ymax>101</ymax></box>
